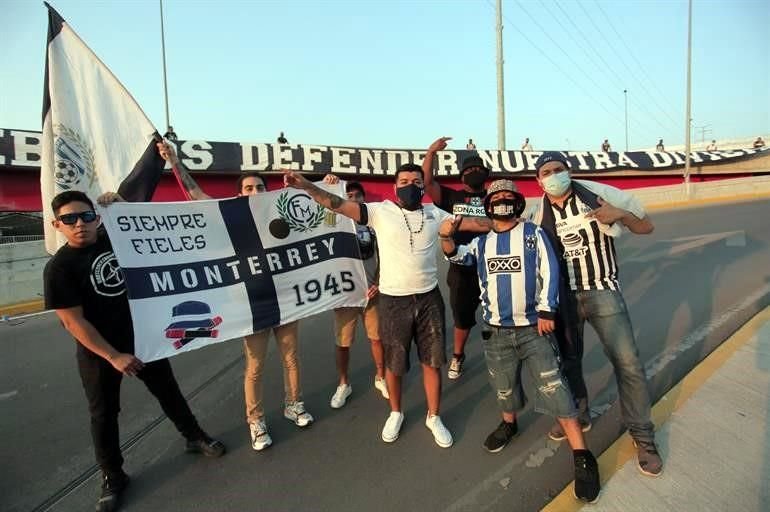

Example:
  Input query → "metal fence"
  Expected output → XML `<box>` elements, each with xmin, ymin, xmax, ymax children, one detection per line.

<box><xmin>0</xmin><ymin>235</ymin><xmax>45</xmax><ymax>245</ymax></box>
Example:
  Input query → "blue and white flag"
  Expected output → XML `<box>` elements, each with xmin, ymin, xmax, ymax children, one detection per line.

<box><xmin>41</xmin><ymin>3</ymin><xmax>164</xmax><ymax>254</ymax></box>
<box><xmin>100</xmin><ymin>184</ymin><xmax>367</xmax><ymax>362</ymax></box>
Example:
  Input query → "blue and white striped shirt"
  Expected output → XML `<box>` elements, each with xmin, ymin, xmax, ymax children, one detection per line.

<box><xmin>448</xmin><ymin>221</ymin><xmax>559</xmax><ymax>327</ymax></box>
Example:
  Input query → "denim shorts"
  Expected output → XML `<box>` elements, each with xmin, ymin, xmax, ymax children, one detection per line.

<box><xmin>379</xmin><ymin>287</ymin><xmax>446</xmax><ymax>376</ymax></box>
<box><xmin>482</xmin><ymin>324</ymin><xmax>577</xmax><ymax>418</ymax></box>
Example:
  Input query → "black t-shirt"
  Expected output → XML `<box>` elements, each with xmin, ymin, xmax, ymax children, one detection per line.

<box><xmin>44</xmin><ymin>228</ymin><xmax>134</xmax><ymax>353</ymax></box>
<box><xmin>436</xmin><ymin>185</ymin><xmax>487</xmax><ymax>246</ymax></box>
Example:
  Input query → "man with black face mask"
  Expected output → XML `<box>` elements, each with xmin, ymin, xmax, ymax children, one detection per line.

<box><xmin>283</xmin><ymin>164</ymin><xmax>490</xmax><ymax>448</ymax></box>
<box><xmin>422</xmin><ymin>137</ymin><xmax>489</xmax><ymax>380</ymax></box>
<box><xmin>438</xmin><ymin>180</ymin><xmax>601</xmax><ymax>503</ymax></box>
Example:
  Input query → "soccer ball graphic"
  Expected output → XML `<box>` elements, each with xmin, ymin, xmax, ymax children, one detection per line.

<box><xmin>54</xmin><ymin>158</ymin><xmax>81</xmax><ymax>188</ymax></box>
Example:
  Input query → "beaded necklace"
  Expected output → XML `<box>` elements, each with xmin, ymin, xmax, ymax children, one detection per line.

<box><xmin>399</xmin><ymin>205</ymin><xmax>425</xmax><ymax>253</ymax></box>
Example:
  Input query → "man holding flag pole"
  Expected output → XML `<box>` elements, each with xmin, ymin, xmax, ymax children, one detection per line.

<box><xmin>40</xmin><ymin>4</ymin><xmax>225</xmax><ymax>512</ymax></box>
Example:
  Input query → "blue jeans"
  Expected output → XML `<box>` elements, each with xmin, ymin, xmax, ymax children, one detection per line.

<box><xmin>482</xmin><ymin>325</ymin><xmax>577</xmax><ymax>418</ymax></box>
<box><xmin>561</xmin><ymin>289</ymin><xmax>655</xmax><ymax>443</ymax></box>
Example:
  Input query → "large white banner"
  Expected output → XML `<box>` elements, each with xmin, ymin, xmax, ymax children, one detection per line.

<box><xmin>100</xmin><ymin>184</ymin><xmax>367</xmax><ymax>362</ymax></box>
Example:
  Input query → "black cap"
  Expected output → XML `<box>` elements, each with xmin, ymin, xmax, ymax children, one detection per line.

<box><xmin>534</xmin><ymin>151</ymin><xmax>571</xmax><ymax>171</ymax></box>
<box><xmin>461</xmin><ymin>155</ymin><xmax>489</xmax><ymax>175</ymax></box>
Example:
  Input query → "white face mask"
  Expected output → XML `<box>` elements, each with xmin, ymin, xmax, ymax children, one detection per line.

<box><xmin>541</xmin><ymin>171</ymin><xmax>571</xmax><ymax>196</ymax></box>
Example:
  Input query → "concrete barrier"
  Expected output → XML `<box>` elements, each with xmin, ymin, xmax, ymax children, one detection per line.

<box><xmin>521</xmin><ymin>174</ymin><xmax>770</xmax><ymax>215</ymax></box>
<box><xmin>628</xmin><ymin>174</ymin><xmax>770</xmax><ymax>209</ymax></box>
<box><xmin>0</xmin><ymin>240</ymin><xmax>48</xmax><ymax>314</ymax></box>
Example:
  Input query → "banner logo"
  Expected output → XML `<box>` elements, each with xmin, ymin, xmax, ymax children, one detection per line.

<box><xmin>53</xmin><ymin>124</ymin><xmax>96</xmax><ymax>190</ymax></box>
<box><xmin>276</xmin><ymin>191</ymin><xmax>325</xmax><ymax>233</ymax></box>
<box><xmin>164</xmin><ymin>300</ymin><xmax>223</xmax><ymax>350</ymax></box>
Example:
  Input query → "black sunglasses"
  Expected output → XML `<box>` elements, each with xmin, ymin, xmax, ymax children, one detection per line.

<box><xmin>58</xmin><ymin>210</ymin><xmax>97</xmax><ymax>225</ymax></box>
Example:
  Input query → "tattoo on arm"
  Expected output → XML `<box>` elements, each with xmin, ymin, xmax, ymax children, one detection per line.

<box><xmin>180</xmin><ymin>170</ymin><xmax>198</xmax><ymax>192</ymax></box>
<box><xmin>175</xmin><ymin>161</ymin><xmax>210</xmax><ymax>200</ymax></box>
<box><xmin>306</xmin><ymin>182</ymin><xmax>344</xmax><ymax>210</ymax></box>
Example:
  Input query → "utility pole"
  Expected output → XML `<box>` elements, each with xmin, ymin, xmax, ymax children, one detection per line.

<box><xmin>693</xmin><ymin>124</ymin><xmax>712</xmax><ymax>142</ymax></box>
<box><xmin>496</xmin><ymin>0</ymin><xmax>506</xmax><ymax>150</ymax></box>
<box><xmin>624</xmin><ymin>89</ymin><xmax>629</xmax><ymax>151</ymax></box>
<box><xmin>683</xmin><ymin>0</ymin><xmax>693</xmax><ymax>197</ymax></box>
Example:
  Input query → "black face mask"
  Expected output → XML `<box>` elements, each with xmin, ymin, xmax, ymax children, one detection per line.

<box><xmin>396</xmin><ymin>184</ymin><xmax>424</xmax><ymax>210</ymax></box>
<box><xmin>488</xmin><ymin>198</ymin><xmax>521</xmax><ymax>220</ymax></box>
<box><xmin>463</xmin><ymin>170</ymin><xmax>487</xmax><ymax>190</ymax></box>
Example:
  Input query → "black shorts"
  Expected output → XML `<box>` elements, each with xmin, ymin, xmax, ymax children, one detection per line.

<box><xmin>446</xmin><ymin>263</ymin><xmax>481</xmax><ymax>330</ymax></box>
<box><xmin>378</xmin><ymin>287</ymin><xmax>446</xmax><ymax>376</ymax></box>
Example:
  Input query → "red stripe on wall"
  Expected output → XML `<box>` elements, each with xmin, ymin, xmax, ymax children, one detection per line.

<box><xmin>2</xmin><ymin>171</ymin><xmax>745</xmax><ymax>212</ymax></box>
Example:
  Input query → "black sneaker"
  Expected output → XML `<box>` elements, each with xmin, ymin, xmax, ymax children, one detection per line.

<box><xmin>483</xmin><ymin>420</ymin><xmax>518</xmax><ymax>453</ymax></box>
<box><xmin>185</xmin><ymin>434</ymin><xmax>226</xmax><ymax>458</ymax></box>
<box><xmin>573</xmin><ymin>450</ymin><xmax>600</xmax><ymax>503</ymax></box>
<box><xmin>96</xmin><ymin>471</ymin><xmax>129</xmax><ymax>512</ymax></box>
<box><xmin>634</xmin><ymin>439</ymin><xmax>663</xmax><ymax>477</ymax></box>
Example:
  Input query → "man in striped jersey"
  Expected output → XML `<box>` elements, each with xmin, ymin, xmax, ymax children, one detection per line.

<box><xmin>531</xmin><ymin>151</ymin><xmax>662</xmax><ymax>477</ymax></box>
<box><xmin>439</xmin><ymin>179</ymin><xmax>600</xmax><ymax>503</ymax></box>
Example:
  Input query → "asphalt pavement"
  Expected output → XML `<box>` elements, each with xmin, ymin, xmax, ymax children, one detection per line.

<box><xmin>2</xmin><ymin>198</ymin><xmax>769</xmax><ymax>512</ymax></box>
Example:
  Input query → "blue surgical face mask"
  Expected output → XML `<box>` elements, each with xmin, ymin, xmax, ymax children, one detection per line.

<box><xmin>541</xmin><ymin>170</ymin><xmax>571</xmax><ymax>196</ymax></box>
<box><xmin>396</xmin><ymin>184</ymin><xmax>424</xmax><ymax>210</ymax></box>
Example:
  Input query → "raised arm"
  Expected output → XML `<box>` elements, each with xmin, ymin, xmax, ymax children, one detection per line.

<box><xmin>422</xmin><ymin>137</ymin><xmax>451</xmax><ymax>204</ymax></box>
<box><xmin>157</xmin><ymin>141</ymin><xmax>211</xmax><ymax>201</ymax></box>
<box><xmin>283</xmin><ymin>169</ymin><xmax>362</xmax><ymax>223</ymax></box>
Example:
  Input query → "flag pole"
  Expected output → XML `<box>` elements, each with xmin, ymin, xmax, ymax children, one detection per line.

<box><xmin>159</xmin><ymin>0</ymin><xmax>171</xmax><ymax>133</ymax></box>
<box><xmin>157</xmin><ymin>1</ymin><xmax>189</xmax><ymax>200</ymax></box>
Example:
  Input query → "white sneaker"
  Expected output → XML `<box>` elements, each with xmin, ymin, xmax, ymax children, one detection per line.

<box><xmin>374</xmin><ymin>376</ymin><xmax>389</xmax><ymax>399</ymax></box>
<box><xmin>330</xmin><ymin>384</ymin><xmax>352</xmax><ymax>409</ymax></box>
<box><xmin>248</xmin><ymin>419</ymin><xmax>272</xmax><ymax>451</ymax></box>
<box><xmin>284</xmin><ymin>401</ymin><xmax>314</xmax><ymax>427</ymax></box>
<box><xmin>425</xmin><ymin>414</ymin><xmax>453</xmax><ymax>448</ymax></box>
<box><xmin>381</xmin><ymin>411</ymin><xmax>404</xmax><ymax>443</ymax></box>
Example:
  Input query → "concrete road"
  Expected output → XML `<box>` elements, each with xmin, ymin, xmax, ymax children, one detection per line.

<box><xmin>2</xmin><ymin>199</ymin><xmax>769</xmax><ymax>512</ymax></box>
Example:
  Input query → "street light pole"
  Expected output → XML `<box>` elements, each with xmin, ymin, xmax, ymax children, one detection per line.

<box><xmin>683</xmin><ymin>0</ymin><xmax>693</xmax><ymax>197</ymax></box>
<box><xmin>624</xmin><ymin>89</ymin><xmax>628</xmax><ymax>151</ymax></box>
<box><xmin>496</xmin><ymin>0</ymin><xmax>506</xmax><ymax>150</ymax></box>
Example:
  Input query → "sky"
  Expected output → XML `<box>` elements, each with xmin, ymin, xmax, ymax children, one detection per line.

<box><xmin>1</xmin><ymin>0</ymin><xmax>768</xmax><ymax>152</ymax></box>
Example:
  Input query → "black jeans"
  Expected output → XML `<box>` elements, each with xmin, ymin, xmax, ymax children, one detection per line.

<box><xmin>77</xmin><ymin>352</ymin><xmax>204</xmax><ymax>475</ymax></box>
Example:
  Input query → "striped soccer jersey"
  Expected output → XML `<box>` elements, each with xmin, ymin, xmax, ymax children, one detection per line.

<box><xmin>449</xmin><ymin>221</ymin><xmax>559</xmax><ymax>327</ymax></box>
<box><xmin>552</xmin><ymin>193</ymin><xmax>619</xmax><ymax>291</ymax></box>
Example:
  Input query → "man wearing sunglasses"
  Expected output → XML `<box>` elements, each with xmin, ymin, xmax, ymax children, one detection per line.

<box><xmin>44</xmin><ymin>190</ymin><xmax>225</xmax><ymax>512</ymax></box>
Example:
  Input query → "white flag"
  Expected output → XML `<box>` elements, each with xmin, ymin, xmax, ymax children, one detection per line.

<box><xmin>41</xmin><ymin>4</ymin><xmax>164</xmax><ymax>254</ymax></box>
